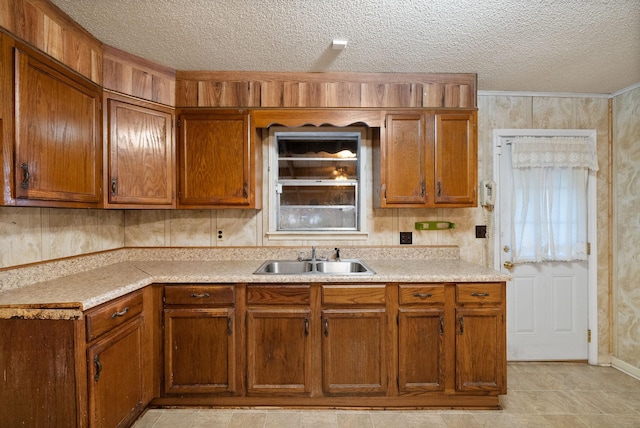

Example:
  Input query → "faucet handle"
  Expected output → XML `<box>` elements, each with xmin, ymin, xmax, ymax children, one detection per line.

<box><xmin>334</xmin><ymin>247</ymin><xmax>341</xmax><ymax>261</ymax></box>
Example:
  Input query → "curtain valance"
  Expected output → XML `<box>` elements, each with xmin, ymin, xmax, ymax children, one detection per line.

<box><xmin>511</xmin><ymin>136</ymin><xmax>598</xmax><ymax>171</ymax></box>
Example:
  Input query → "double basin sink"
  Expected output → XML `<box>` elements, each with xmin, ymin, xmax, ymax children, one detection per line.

<box><xmin>254</xmin><ymin>259</ymin><xmax>375</xmax><ymax>275</ymax></box>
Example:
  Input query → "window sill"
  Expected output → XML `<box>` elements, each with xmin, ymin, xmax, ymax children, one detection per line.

<box><xmin>266</xmin><ymin>231</ymin><xmax>369</xmax><ymax>241</ymax></box>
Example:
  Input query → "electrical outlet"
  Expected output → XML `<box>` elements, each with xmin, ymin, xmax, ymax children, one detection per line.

<box><xmin>400</xmin><ymin>231</ymin><xmax>412</xmax><ymax>245</ymax></box>
<box><xmin>217</xmin><ymin>230</ymin><xmax>224</xmax><ymax>241</ymax></box>
<box><xmin>475</xmin><ymin>225</ymin><xmax>487</xmax><ymax>238</ymax></box>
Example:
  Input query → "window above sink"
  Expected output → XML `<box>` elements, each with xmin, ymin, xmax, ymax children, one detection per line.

<box><xmin>267</xmin><ymin>126</ymin><xmax>370</xmax><ymax>239</ymax></box>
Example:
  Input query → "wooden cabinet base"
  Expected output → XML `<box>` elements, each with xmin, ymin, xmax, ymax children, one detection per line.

<box><xmin>150</xmin><ymin>394</ymin><xmax>502</xmax><ymax>410</ymax></box>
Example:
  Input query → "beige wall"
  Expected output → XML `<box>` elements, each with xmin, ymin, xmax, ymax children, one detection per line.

<box><xmin>0</xmin><ymin>92</ymin><xmax>626</xmax><ymax>366</ymax></box>
<box><xmin>0</xmin><ymin>208</ymin><xmax>123</xmax><ymax>267</ymax></box>
<box><xmin>613</xmin><ymin>85</ymin><xmax>640</xmax><ymax>369</ymax></box>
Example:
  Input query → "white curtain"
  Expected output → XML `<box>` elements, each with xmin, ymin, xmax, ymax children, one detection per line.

<box><xmin>510</xmin><ymin>136</ymin><xmax>598</xmax><ymax>263</ymax></box>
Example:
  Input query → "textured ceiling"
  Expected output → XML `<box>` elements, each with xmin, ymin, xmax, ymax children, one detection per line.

<box><xmin>49</xmin><ymin>0</ymin><xmax>640</xmax><ymax>94</ymax></box>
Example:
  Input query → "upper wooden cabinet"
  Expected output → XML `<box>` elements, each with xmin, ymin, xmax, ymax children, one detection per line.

<box><xmin>434</xmin><ymin>112</ymin><xmax>477</xmax><ymax>205</ymax></box>
<box><xmin>377</xmin><ymin>110</ymin><xmax>477</xmax><ymax>208</ymax></box>
<box><xmin>104</xmin><ymin>92</ymin><xmax>175</xmax><ymax>208</ymax></box>
<box><xmin>177</xmin><ymin>109</ymin><xmax>256</xmax><ymax>208</ymax></box>
<box><xmin>11</xmin><ymin>44</ymin><xmax>102</xmax><ymax>207</ymax></box>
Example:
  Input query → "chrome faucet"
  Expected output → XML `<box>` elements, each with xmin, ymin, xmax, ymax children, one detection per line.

<box><xmin>334</xmin><ymin>247</ymin><xmax>341</xmax><ymax>261</ymax></box>
<box><xmin>311</xmin><ymin>246</ymin><xmax>317</xmax><ymax>262</ymax></box>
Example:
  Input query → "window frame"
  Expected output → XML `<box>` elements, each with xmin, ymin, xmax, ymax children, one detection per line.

<box><xmin>266</xmin><ymin>126</ymin><xmax>369</xmax><ymax>240</ymax></box>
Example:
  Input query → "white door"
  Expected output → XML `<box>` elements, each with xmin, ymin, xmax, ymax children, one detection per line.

<box><xmin>494</xmin><ymin>131</ymin><xmax>594</xmax><ymax>361</ymax></box>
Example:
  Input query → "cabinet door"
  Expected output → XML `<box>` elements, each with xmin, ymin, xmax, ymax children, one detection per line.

<box><xmin>87</xmin><ymin>318</ymin><xmax>144</xmax><ymax>428</ymax></box>
<box><xmin>380</xmin><ymin>113</ymin><xmax>432</xmax><ymax>206</ymax></box>
<box><xmin>164</xmin><ymin>308</ymin><xmax>236</xmax><ymax>394</ymax></box>
<box><xmin>178</xmin><ymin>112</ymin><xmax>251</xmax><ymax>207</ymax></box>
<box><xmin>434</xmin><ymin>111</ymin><xmax>477</xmax><ymax>205</ymax></box>
<box><xmin>455</xmin><ymin>307</ymin><xmax>505</xmax><ymax>392</ymax></box>
<box><xmin>321</xmin><ymin>308</ymin><xmax>387</xmax><ymax>395</ymax></box>
<box><xmin>246</xmin><ymin>308</ymin><xmax>312</xmax><ymax>395</ymax></box>
<box><xmin>14</xmin><ymin>48</ymin><xmax>101</xmax><ymax>206</ymax></box>
<box><xmin>398</xmin><ymin>308</ymin><xmax>445</xmax><ymax>393</ymax></box>
<box><xmin>106</xmin><ymin>95</ymin><xmax>175</xmax><ymax>207</ymax></box>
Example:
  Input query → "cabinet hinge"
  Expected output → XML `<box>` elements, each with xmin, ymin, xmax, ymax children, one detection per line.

<box><xmin>587</xmin><ymin>329</ymin><xmax>592</xmax><ymax>343</ymax></box>
<box><xmin>586</xmin><ymin>242</ymin><xmax>591</xmax><ymax>256</ymax></box>
<box><xmin>177</xmin><ymin>118</ymin><xmax>181</xmax><ymax>127</ymax></box>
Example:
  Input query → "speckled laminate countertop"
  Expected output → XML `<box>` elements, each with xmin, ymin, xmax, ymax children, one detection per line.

<box><xmin>0</xmin><ymin>247</ymin><xmax>510</xmax><ymax>319</ymax></box>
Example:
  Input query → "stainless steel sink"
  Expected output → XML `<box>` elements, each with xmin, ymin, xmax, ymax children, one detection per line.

<box><xmin>253</xmin><ymin>260</ymin><xmax>314</xmax><ymax>274</ymax></box>
<box><xmin>254</xmin><ymin>259</ymin><xmax>375</xmax><ymax>275</ymax></box>
<box><xmin>314</xmin><ymin>260</ymin><xmax>372</xmax><ymax>274</ymax></box>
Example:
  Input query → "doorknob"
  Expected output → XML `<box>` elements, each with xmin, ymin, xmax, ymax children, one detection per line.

<box><xmin>503</xmin><ymin>260</ymin><xmax>514</xmax><ymax>269</ymax></box>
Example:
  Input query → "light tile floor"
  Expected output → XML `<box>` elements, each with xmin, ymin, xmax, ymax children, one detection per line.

<box><xmin>133</xmin><ymin>362</ymin><xmax>640</xmax><ymax>427</ymax></box>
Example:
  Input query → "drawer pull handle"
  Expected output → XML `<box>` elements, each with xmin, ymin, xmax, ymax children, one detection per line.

<box><xmin>413</xmin><ymin>292</ymin><xmax>433</xmax><ymax>299</ymax></box>
<box><xmin>94</xmin><ymin>355</ymin><xmax>102</xmax><ymax>381</ymax></box>
<box><xmin>191</xmin><ymin>293</ymin><xmax>210</xmax><ymax>298</ymax></box>
<box><xmin>324</xmin><ymin>319</ymin><xmax>329</xmax><ymax>337</ymax></box>
<box><xmin>471</xmin><ymin>292</ymin><xmax>490</xmax><ymax>297</ymax></box>
<box><xmin>111</xmin><ymin>307</ymin><xmax>129</xmax><ymax>318</ymax></box>
<box><xmin>304</xmin><ymin>318</ymin><xmax>309</xmax><ymax>337</ymax></box>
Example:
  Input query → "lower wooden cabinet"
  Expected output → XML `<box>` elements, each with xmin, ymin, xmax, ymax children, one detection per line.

<box><xmin>0</xmin><ymin>289</ymin><xmax>154</xmax><ymax>427</ymax></box>
<box><xmin>246</xmin><ymin>308</ymin><xmax>312</xmax><ymax>395</ymax></box>
<box><xmin>398</xmin><ymin>308</ymin><xmax>445</xmax><ymax>393</ymax></box>
<box><xmin>321</xmin><ymin>308</ymin><xmax>388</xmax><ymax>395</ymax></box>
<box><xmin>163</xmin><ymin>285</ymin><xmax>236</xmax><ymax>395</ymax></box>
<box><xmin>0</xmin><ymin>281</ymin><xmax>506</xmax><ymax>423</ymax></box>
<box><xmin>84</xmin><ymin>290</ymin><xmax>149</xmax><ymax>428</ymax></box>
<box><xmin>454</xmin><ymin>283</ymin><xmax>506</xmax><ymax>394</ymax></box>
<box><xmin>156</xmin><ymin>281</ymin><xmax>505</xmax><ymax>408</ymax></box>
<box><xmin>245</xmin><ymin>285</ymin><xmax>312</xmax><ymax>396</ymax></box>
<box><xmin>87</xmin><ymin>318</ymin><xmax>144</xmax><ymax>427</ymax></box>
<box><xmin>164</xmin><ymin>308</ymin><xmax>236</xmax><ymax>394</ymax></box>
<box><xmin>397</xmin><ymin>284</ymin><xmax>446</xmax><ymax>394</ymax></box>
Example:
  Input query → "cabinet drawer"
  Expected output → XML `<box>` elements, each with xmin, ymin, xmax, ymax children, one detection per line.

<box><xmin>86</xmin><ymin>291</ymin><xmax>143</xmax><ymax>342</ymax></box>
<box><xmin>322</xmin><ymin>285</ymin><xmax>386</xmax><ymax>305</ymax></box>
<box><xmin>456</xmin><ymin>283</ymin><xmax>502</xmax><ymax>305</ymax></box>
<box><xmin>247</xmin><ymin>285</ymin><xmax>310</xmax><ymax>305</ymax></box>
<box><xmin>164</xmin><ymin>285</ymin><xmax>235</xmax><ymax>306</ymax></box>
<box><xmin>399</xmin><ymin>284</ymin><xmax>445</xmax><ymax>305</ymax></box>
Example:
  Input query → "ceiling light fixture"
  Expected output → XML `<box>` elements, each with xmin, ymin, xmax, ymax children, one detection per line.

<box><xmin>332</xmin><ymin>39</ymin><xmax>348</xmax><ymax>50</ymax></box>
